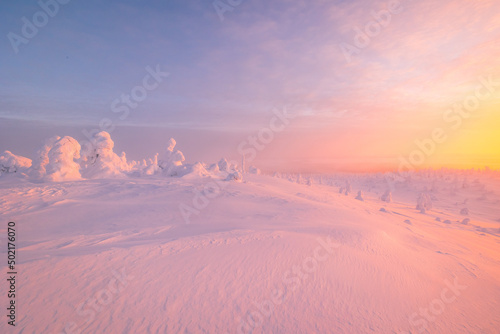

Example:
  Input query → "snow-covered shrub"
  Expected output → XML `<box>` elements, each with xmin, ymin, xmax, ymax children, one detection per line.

<box><xmin>158</xmin><ymin>138</ymin><xmax>185</xmax><ymax>176</ymax></box>
<box><xmin>381</xmin><ymin>190</ymin><xmax>392</xmax><ymax>203</ymax></box>
<box><xmin>225</xmin><ymin>171</ymin><xmax>243</xmax><ymax>182</ymax></box>
<box><xmin>218</xmin><ymin>158</ymin><xmax>229</xmax><ymax>172</ymax></box>
<box><xmin>0</xmin><ymin>151</ymin><xmax>32</xmax><ymax>176</ymax></box>
<box><xmin>355</xmin><ymin>191</ymin><xmax>364</xmax><ymax>201</ymax></box>
<box><xmin>416</xmin><ymin>193</ymin><xmax>432</xmax><ymax>213</ymax></box>
<box><xmin>207</xmin><ymin>163</ymin><xmax>220</xmax><ymax>173</ymax></box>
<box><xmin>181</xmin><ymin>162</ymin><xmax>210</xmax><ymax>178</ymax></box>
<box><xmin>248</xmin><ymin>166</ymin><xmax>261</xmax><ymax>174</ymax></box>
<box><xmin>45</xmin><ymin>136</ymin><xmax>82</xmax><ymax>182</ymax></box>
<box><xmin>344</xmin><ymin>182</ymin><xmax>352</xmax><ymax>196</ymax></box>
<box><xmin>229</xmin><ymin>161</ymin><xmax>239</xmax><ymax>172</ymax></box>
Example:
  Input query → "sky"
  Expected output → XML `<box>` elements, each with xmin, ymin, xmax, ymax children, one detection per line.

<box><xmin>1</xmin><ymin>0</ymin><xmax>499</xmax><ymax>172</ymax></box>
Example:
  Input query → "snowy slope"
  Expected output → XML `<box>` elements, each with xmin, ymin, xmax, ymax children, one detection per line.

<box><xmin>0</xmin><ymin>173</ymin><xmax>499</xmax><ymax>334</ymax></box>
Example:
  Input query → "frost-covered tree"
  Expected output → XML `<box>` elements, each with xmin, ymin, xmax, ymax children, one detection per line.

<box><xmin>79</xmin><ymin>131</ymin><xmax>130</xmax><ymax>178</ymax></box>
<box><xmin>381</xmin><ymin>190</ymin><xmax>392</xmax><ymax>203</ymax></box>
<box><xmin>29</xmin><ymin>135</ymin><xmax>60</xmax><ymax>180</ymax></box>
<box><xmin>416</xmin><ymin>193</ymin><xmax>432</xmax><ymax>213</ymax></box>
<box><xmin>217</xmin><ymin>158</ymin><xmax>229</xmax><ymax>172</ymax></box>
<box><xmin>45</xmin><ymin>136</ymin><xmax>82</xmax><ymax>182</ymax></box>
<box><xmin>225</xmin><ymin>171</ymin><xmax>243</xmax><ymax>182</ymax></box>
<box><xmin>355</xmin><ymin>191</ymin><xmax>364</xmax><ymax>201</ymax></box>
<box><xmin>248</xmin><ymin>166</ymin><xmax>261</xmax><ymax>174</ymax></box>
<box><xmin>0</xmin><ymin>151</ymin><xmax>32</xmax><ymax>176</ymax></box>
<box><xmin>344</xmin><ymin>182</ymin><xmax>352</xmax><ymax>196</ymax></box>
<box><xmin>158</xmin><ymin>138</ymin><xmax>185</xmax><ymax>176</ymax></box>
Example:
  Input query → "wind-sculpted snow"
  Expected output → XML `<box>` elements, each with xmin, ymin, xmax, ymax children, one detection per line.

<box><xmin>0</xmin><ymin>172</ymin><xmax>499</xmax><ymax>333</ymax></box>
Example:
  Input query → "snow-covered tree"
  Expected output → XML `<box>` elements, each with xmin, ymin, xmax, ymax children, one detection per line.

<box><xmin>0</xmin><ymin>151</ymin><xmax>32</xmax><ymax>176</ymax></box>
<box><xmin>158</xmin><ymin>138</ymin><xmax>185</xmax><ymax>176</ymax></box>
<box><xmin>80</xmin><ymin>131</ymin><xmax>130</xmax><ymax>178</ymax></box>
<box><xmin>45</xmin><ymin>136</ymin><xmax>82</xmax><ymax>182</ymax></box>
<box><xmin>29</xmin><ymin>135</ymin><xmax>60</xmax><ymax>180</ymax></box>
<box><xmin>355</xmin><ymin>191</ymin><xmax>364</xmax><ymax>201</ymax></box>
<box><xmin>416</xmin><ymin>193</ymin><xmax>432</xmax><ymax>213</ymax></box>
<box><xmin>217</xmin><ymin>158</ymin><xmax>229</xmax><ymax>172</ymax></box>
<box><xmin>248</xmin><ymin>166</ymin><xmax>261</xmax><ymax>174</ymax></box>
<box><xmin>381</xmin><ymin>190</ymin><xmax>392</xmax><ymax>203</ymax></box>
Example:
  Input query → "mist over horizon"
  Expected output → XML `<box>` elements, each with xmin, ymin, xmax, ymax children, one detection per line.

<box><xmin>2</xmin><ymin>116</ymin><xmax>499</xmax><ymax>174</ymax></box>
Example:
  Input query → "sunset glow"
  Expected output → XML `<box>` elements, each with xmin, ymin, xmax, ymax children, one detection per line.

<box><xmin>1</xmin><ymin>0</ymin><xmax>499</xmax><ymax>172</ymax></box>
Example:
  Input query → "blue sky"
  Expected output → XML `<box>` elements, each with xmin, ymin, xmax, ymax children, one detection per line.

<box><xmin>1</xmin><ymin>0</ymin><xmax>499</xmax><ymax>170</ymax></box>
<box><xmin>2</xmin><ymin>0</ymin><xmax>333</xmax><ymax>127</ymax></box>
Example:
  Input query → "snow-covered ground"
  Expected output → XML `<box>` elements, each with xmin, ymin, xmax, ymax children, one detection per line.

<box><xmin>0</xmin><ymin>133</ymin><xmax>499</xmax><ymax>333</ymax></box>
<box><xmin>1</xmin><ymin>169</ymin><xmax>499</xmax><ymax>333</ymax></box>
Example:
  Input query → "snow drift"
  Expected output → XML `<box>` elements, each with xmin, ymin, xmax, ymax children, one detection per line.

<box><xmin>1</xmin><ymin>168</ymin><xmax>499</xmax><ymax>333</ymax></box>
